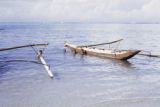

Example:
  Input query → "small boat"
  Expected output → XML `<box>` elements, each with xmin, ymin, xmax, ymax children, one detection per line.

<box><xmin>64</xmin><ymin>42</ymin><xmax>141</xmax><ymax>60</ymax></box>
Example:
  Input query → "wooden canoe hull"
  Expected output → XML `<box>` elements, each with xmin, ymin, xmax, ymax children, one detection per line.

<box><xmin>65</xmin><ymin>42</ymin><xmax>140</xmax><ymax>60</ymax></box>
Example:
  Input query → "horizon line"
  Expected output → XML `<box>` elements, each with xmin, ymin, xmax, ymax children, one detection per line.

<box><xmin>0</xmin><ymin>21</ymin><xmax>159</xmax><ymax>24</ymax></box>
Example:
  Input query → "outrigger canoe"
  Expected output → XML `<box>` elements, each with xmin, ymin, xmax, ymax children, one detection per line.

<box><xmin>64</xmin><ymin>42</ymin><xmax>141</xmax><ymax>60</ymax></box>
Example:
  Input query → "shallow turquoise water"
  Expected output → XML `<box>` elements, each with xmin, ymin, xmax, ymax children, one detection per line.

<box><xmin>0</xmin><ymin>23</ymin><xmax>160</xmax><ymax>107</ymax></box>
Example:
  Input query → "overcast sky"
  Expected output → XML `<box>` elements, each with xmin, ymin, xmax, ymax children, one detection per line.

<box><xmin>0</xmin><ymin>0</ymin><xmax>160</xmax><ymax>22</ymax></box>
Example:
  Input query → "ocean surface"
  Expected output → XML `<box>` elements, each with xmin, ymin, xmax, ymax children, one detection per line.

<box><xmin>0</xmin><ymin>22</ymin><xmax>160</xmax><ymax>107</ymax></box>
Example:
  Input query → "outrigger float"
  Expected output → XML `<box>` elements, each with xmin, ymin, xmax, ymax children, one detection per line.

<box><xmin>0</xmin><ymin>43</ymin><xmax>54</xmax><ymax>78</ymax></box>
<box><xmin>64</xmin><ymin>39</ymin><xmax>141</xmax><ymax>60</ymax></box>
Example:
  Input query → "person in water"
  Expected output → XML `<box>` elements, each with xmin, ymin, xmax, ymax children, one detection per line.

<box><xmin>37</xmin><ymin>50</ymin><xmax>43</xmax><ymax>60</ymax></box>
<box><xmin>37</xmin><ymin>50</ymin><xmax>50</xmax><ymax>69</ymax></box>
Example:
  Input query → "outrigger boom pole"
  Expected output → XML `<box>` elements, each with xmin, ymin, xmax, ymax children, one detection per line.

<box><xmin>0</xmin><ymin>43</ymin><xmax>49</xmax><ymax>51</ymax></box>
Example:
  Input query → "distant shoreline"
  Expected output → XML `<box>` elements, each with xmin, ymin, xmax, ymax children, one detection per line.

<box><xmin>0</xmin><ymin>22</ymin><xmax>159</xmax><ymax>25</ymax></box>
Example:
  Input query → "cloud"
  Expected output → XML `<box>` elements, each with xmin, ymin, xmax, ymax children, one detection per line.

<box><xmin>0</xmin><ymin>0</ymin><xmax>160</xmax><ymax>22</ymax></box>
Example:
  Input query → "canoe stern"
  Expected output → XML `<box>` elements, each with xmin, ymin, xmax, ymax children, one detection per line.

<box><xmin>119</xmin><ymin>50</ymin><xmax>141</xmax><ymax>60</ymax></box>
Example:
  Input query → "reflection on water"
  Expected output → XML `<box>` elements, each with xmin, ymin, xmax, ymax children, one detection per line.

<box><xmin>109</xmin><ymin>59</ymin><xmax>132</xmax><ymax>68</ymax></box>
<box><xmin>0</xmin><ymin>62</ymin><xmax>10</xmax><ymax>78</ymax></box>
<box><xmin>64</xmin><ymin>48</ymin><xmax>133</xmax><ymax>69</ymax></box>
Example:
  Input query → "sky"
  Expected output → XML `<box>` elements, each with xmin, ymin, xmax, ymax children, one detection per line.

<box><xmin>0</xmin><ymin>0</ymin><xmax>160</xmax><ymax>23</ymax></box>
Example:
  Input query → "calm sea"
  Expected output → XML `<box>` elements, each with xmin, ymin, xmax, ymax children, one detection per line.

<box><xmin>0</xmin><ymin>22</ymin><xmax>160</xmax><ymax>107</ymax></box>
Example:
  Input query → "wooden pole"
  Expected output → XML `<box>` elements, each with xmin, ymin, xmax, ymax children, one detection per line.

<box><xmin>78</xmin><ymin>39</ymin><xmax>123</xmax><ymax>47</ymax></box>
<box><xmin>138</xmin><ymin>53</ymin><xmax>160</xmax><ymax>58</ymax></box>
<box><xmin>0</xmin><ymin>43</ymin><xmax>49</xmax><ymax>51</ymax></box>
<box><xmin>37</xmin><ymin>50</ymin><xmax>54</xmax><ymax>78</ymax></box>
